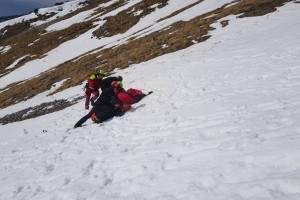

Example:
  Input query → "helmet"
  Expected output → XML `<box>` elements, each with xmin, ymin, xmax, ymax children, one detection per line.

<box><xmin>117</xmin><ymin>81</ymin><xmax>123</xmax><ymax>88</ymax></box>
<box><xmin>111</xmin><ymin>81</ymin><xmax>118</xmax><ymax>88</ymax></box>
<box><xmin>99</xmin><ymin>69</ymin><xmax>105</xmax><ymax>77</ymax></box>
<box><xmin>117</xmin><ymin>76</ymin><xmax>123</xmax><ymax>81</ymax></box>
<box><xmin>90</xmin><ymin>74</ymin><xmax>96</xmax><ymax>80</ymax></box>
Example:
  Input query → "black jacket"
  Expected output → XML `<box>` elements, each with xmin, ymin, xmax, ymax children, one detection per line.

<box><xmin>101</xmin><ymin>77</ymin><xmax>120</xmax><ymax>90</ymax></box>
<box><xmin>74</xmin><ymin>86</ymin><xmax>123</xmax><ymax>127</ymax></box>
<box><xmin>95</xmin><ymin>85</ymin><xmax>122</xmax><ymax>107</ymax></box>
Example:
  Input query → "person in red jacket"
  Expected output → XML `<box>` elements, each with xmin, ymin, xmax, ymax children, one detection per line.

<box><xmin>117</xmin><ymin>83</ymin><xmax>149</xmax><ymax>105</ymax></box>
<box><xmin>84</xmin><ymin>69</ymin><xmax>105</xmax><ymax>110</ymax></box>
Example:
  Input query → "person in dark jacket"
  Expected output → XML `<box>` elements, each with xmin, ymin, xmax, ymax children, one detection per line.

<box><xmin>101</xmin><ymin>76</ymin><xmax>123</xmax><ymax>90</ymax></box>
<box><xmin>74</xmin><ymin>81</ymin><xmax>125</xmax><ymax>128</ymax></box>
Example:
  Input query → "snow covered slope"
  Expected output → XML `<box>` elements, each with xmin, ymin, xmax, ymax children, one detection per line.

<box><xmin>0</xmin><ymin>0</ymin><xmax>232</xmax><ymax>89</ymax></box>
<box><xmin>0</xmin><ymin>1</ymin><xmax>300</xmax><ymax>200</ymax></box>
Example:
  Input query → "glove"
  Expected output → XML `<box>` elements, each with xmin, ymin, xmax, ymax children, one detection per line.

<box><xmin>122</xmin><ymin>104</ymin><xmax>131</xmax><ymax>111</ymax></box>
<box><xmin>114</xmin><ymin>104</ymin><xmax>121</xmax><ymax>109</ymax></box>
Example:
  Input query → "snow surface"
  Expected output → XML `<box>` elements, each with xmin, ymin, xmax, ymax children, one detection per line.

<box><xmin>0</xmin><ymin>0</ymin><xmax>85</xmax><ymax>31</ymax></box>
<box><xmin>0</xmin><ymin>45</ymin><xmax>11</xmax><ymax>54</ymax></box>
<box><xmin>1</xmin><ymin>1</ymin><xmax>300</xmax><ymax>200</ymax></box>
<box><xmin>5</xmin><ymin>55</ymin><xmax>30</xmax><ymax>70</ymax></box>
<box><xmin>31</xmin><ymin>0</ymin><xmax>86</xmax><ymax>27</ymax></box>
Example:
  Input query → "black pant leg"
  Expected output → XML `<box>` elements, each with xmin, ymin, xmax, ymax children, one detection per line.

<box><xmin>96</xmin><ymin>105</ymin><xmax>117</xmax><ymax>122</ymax></box>
<box><xmin>74</xmin><ymin>108</ymin><xmax>95</xmax><ymax>127</ymax></box>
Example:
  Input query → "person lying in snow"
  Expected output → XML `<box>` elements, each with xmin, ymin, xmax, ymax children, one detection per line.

<box><xmin>74</xmin><ymin>81</ymin><xmax>130</xmax><ymax>128</ymax></box>
<box><xmin>117</xmin><ymin>87</ymin><xmax>149</xmax><ymax>104</ymax></box>
<box><xmin>84</xmin><ymin>69</ymin><xmax>105</xmax><ymax>110</ymax></box>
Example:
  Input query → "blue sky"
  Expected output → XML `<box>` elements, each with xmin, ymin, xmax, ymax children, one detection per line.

<box><xmin>0</xmin><ymin>0</ymin><xmax>67</xmax><ymax>17</ymax></box>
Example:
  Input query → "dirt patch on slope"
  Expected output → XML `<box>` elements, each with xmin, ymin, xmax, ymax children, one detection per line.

<box><xmin>0</xmin><ymin>0</ymin><xmax>113</xmax><ymax>76</ymax></box>
<box><xmin>158</xmin><ymin>0</ymin><xmax>204</xmax><ymax>22</ymax></box>
<box><xmin>0</xmin><ymin>21</ymin><xmax>95</xmax><ymax>77</ymax></box>
<box><xmin>0</xmin><ymin>97</ymin><xmax>83</xmax><ymax>125</ymax></box>
<box><xmin>93</xmin><ymin>0</ymin><xmax>168</xmax><ymax>38</ymax></box>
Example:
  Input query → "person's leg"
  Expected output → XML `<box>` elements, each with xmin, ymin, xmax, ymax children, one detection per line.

<box><xmin>74</xmin><ymin>109</ymin><xmax>94</xmax><ymax>128</ymax></box>
<box><xmin>96</xmin><ymin>105</ymin><xmax>118</xmax><ymax>122</ymax></box>
<box><xmin>85</xmin><ymin>91</ymin><xmax>91</xmax><ymax>109</ymax></box>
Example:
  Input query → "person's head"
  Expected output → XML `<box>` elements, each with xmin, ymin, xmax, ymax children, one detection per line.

<box><xmin>98</xmin><ymin>69</ymin><xmax>105</xmax><ymax>77</ymax></box>
<box><xmin>90</xmin><ymin>74</ymin><xmax>96</xmax><ymax>80</ymax></box>
<box><xmin>111</xmin><ymin>81</ymin><xmax>119</xmax><ymax>88</ymax></box>
<box><xmin>117</xmin><ymin>81</ymin><xmax>123</xmax><ymax>88</ymax></box>
<box><xmin>117</xmin><ymin>76</ymin><xmax>123</xmax><ymax>81</ymax></box>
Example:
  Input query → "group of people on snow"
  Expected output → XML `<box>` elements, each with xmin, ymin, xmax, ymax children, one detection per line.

<box><xmin>74</xmin><ymin>69</ymin><xmax>151</xmax><ymax>128</ymax></box>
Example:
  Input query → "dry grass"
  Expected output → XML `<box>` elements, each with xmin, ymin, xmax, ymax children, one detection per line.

<box><xmin>0</xmin><ymin>21</ymin><xmax>95</xmax><ymax>78</ymax></box>
<box><xmin>94</xmin><ymin>0</ymin><xmax>126</xmax><ymax>16</ymax></box>
<box><xmin>93</xmin><ymin>0</ymin><xmax>168</xmax><ymax>38</ymax></box>
<box><xmin>0</xmin><ymin>0</ymin><xmax>292</xmax><ymax>110</ymax></box>
<box><xmin>158</xmin><ymin>0</ymin><xmax>204</xmax><ymax>22</ymax></box>
<box><xmin>0</xmin><ymin>0</ymin><xmax>111</xmax><ymax>76</ymax></box>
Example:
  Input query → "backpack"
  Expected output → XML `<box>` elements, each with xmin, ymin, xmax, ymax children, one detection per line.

<box><xmin>126</xmin><ymin>88</ymin><xmax>146</xmax><ymax>102</ymax></box>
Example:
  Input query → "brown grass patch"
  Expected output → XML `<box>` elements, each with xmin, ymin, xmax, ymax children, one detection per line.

<box><xmin>0</xmin><ymin>0</ymin><xmax>111</xmax><ymax>74</ymax></box>
<box><xmin>93</xmin><ymin>0</ymin><xmax>169</xmax><ymax>38</ymax></box>
<box><xmin>94</xmin><ymin>0</ymin><xmax>126</xmax><ymax>16</ymax></box>
<box><xmin>158</xmin><ymin>0</ymin><xmax>204</xmax><ymax>22</ymax></box>
<box><xmin>0</xmin><ymin>21</ymin><xmax>95</xmax><ymax>78</ymax></box>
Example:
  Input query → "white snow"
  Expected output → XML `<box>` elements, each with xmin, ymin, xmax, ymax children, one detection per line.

<box><xmin>5</xmin><ymin>55</ymin><xmax>29</xmax><ymax>69</ymax></box>
<box><xmin>1</xmin><ymin>1</ymin><xmax>300</xmax><ymax>200</ymax></box>
<box><xmin>0</xmin><ymin>45</ymin><xmax>12</xmax><ymax>54</ymax></box>
<box><xmin>133</xmin><ymin>10</ymin><xmax>143</xmax><ymax>16</ymax></box>
<box><xmin>0</xmin><ymin>1</ymin><xmax>86</xmax><ymax>31</ymax></box>
<box><xmin>45</xmin><ymin>6</ymin><xmax>96</xmax><ymax>32</ymax></box>
<box><xmin>162</xmin><ymin>44</ymin><xmax>168</xmax><ymax>48</ymax></box>
<box><xmin>31</xmin><ymin>0</ymin><xmax>86</xmax><ymax>27</ymax></box>
<box><xmin>0</xmin><ymin>13</ymin><xmax>37</xmax><ymax>30</ymax></box>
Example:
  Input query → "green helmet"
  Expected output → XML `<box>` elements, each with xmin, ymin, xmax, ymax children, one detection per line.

<box><xmin>117</xmin><ymin>81</ymin><xmax>123</xmax><ymax>88</ymax></box>
<box><xmin>90</xmin><ymin>74</ymin><xmax>96</xmax><ymax>80</ymax></box>
<box><xmin>99</xmin><ymin>69</ymin><xmax>105</xmax><ymax>77</ymax></box>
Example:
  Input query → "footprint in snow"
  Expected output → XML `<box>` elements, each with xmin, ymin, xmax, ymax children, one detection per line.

<box><xmin>45</xmin><ymin>164</ymin><xmax>54</xmax><ymax>175</ymax></box>
<box><xmin>13</xmin><ymin>186</ymin><xmax>24</xmax><ymax>196</ymax></box>
<box><xmin>64</xmin><ymin>177</ymin><xmax>71</xmax><ymax>185</ymax></box>
<box><xmin>60</xmin><ymin>135</ymin><xmax>68</xmax><ymax>143</ymax></box>
<box><xmin>83</xmin><ymin>160</ymin><xmax>96</xmax><ymax>176</ymax></box>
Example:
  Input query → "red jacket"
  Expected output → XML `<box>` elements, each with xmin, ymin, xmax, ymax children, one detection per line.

<box><xmin>86</xmin><ymin>78</ymin><xmax>102</xmax><ymax>92</ymax></box>
<box><xmin>118</xmin><ymin>92</ymin><xmax>137</xmax><ymax>104</ymax></box>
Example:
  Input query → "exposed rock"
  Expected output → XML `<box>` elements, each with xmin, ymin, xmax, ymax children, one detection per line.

<box><xmin>0</xmin><ymin>97</ymin><xmax>83</xmax><ymax>125</ymax></box>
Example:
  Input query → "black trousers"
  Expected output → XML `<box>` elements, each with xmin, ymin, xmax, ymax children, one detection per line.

<box><xmin>75</xmin><ymin>104</ymin><xmax>118</xmax><ymax>127</ymax></box>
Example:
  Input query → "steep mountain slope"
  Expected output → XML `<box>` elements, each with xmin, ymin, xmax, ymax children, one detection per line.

<box><xmin>0</xmin><ymin>0</ymin><xmax>293</xmax><ymax>119</ymax></box>
<box><xmin>1</xmin><ymin>1</ymin><xmax>300</xmax><ymax>199</ymax></box>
